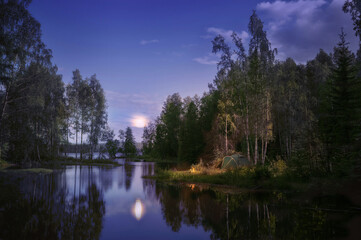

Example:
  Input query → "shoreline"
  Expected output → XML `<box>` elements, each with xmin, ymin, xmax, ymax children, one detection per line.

<box><xmin>143</xmin><ymin>167</ymin><xmax>361</xmax><ymax>199</ymax></box>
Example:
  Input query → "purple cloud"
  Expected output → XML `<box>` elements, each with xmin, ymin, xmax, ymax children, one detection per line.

<box><xmin>257</xmin><ymin>0</ymin><xmax>358</xmax><ymax>62</ymax></box>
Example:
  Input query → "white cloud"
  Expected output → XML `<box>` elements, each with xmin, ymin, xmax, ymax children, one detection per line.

<box><xmin>193</xmin><ymin>55</ymin><xmax>218</xmax><ymax>65</ymax></box>
<box><xmin>105</xmin><ymin>90</ymin><xmax>161</xmax><ymax>108</ymax></box>
<box><xmin>140</xmin><ymin>39</ymin><xmax>159</xmax><ymax>45</ymax></box>
<box><xmin>206</xmin><ymin>27</ymin><xmax>249</xmax><ymax>41</ymax></box>
<box><xmin>257</xmin><ymin>0</ymin><xmax>358</xmax><ymax>62</ymax></box>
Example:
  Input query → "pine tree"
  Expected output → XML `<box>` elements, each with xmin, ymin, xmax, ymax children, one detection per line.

<box><xmin>330</xmin><ymin>30</ymin><xmax>360</xmax><ymax>150</ymax></box>
<box><xmin>320</xmin><ymin>30</ymin><xmax>361</xmax><ymax>170</ymax></box>
<box><xmin>124</xmin><ymin>127</ymin><xmax>137</xmax><ymax>157</ymax></box>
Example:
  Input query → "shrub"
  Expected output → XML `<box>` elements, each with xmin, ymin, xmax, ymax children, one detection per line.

<box><xmin>254</xmin><ymin>165</ymin><xmax>271</xmax><ymax>180</ymax></box>
<box><xmin>270</xmin><ymin>157</ymin><xmax>288</xmax><ymax>177</ymax></box>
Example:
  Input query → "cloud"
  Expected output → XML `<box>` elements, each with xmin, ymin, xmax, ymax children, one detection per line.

<box><xmin>205</xmin><ymin>27</ymin><xmax>249</xmax><ymax>42</ymax></box>
<box><xmin>257</xmin><ymin>0</ymin><xmax>358</xmax><ymax>62</ymax></box>
<box><xmin>140</xmin><ymin>39</ymin><xmax>159</xmax><ymax>45</ymax></box>
<box><xmin>105</xmin><ymin>90</ymin><xmax>161</xmax><ymax>108</ymax></box>
<box><xmin>193</xmin><ymin>55</ymin><xmax>218</xmax><ymax>65</ymax></box>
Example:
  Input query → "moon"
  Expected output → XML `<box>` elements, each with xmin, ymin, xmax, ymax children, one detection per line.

<box><xmin>131</xmin><ymin>115</ymin><xmax>148</xmax><ymax>128</ymax></box>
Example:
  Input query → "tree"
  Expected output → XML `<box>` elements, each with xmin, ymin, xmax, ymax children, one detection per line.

<box><xmin>178</xmin><ymin>99</ymin><xmax>203</xmax><ymax>163</ymax></box>
<box><xmin>101</xmin><ymin>125</ymin><xmax>118</xmax><ymax>159</ymax></box>
<box><xmin>88</xmin><ymin>74</ymin><xmax>107</xmax><ymax>160</ymax></box>
<box><xmin>5</xmin><ymin>63</ymin><xmax>65</xmax><ymax>162</ymax></box>
<box><xmin>0</xmin><ymin>0</ymin><xmax>60</xmax><ymax>163</ymax></box>
<box><xmin>160</xmin><ymin>93</ymin><xmax>183</xmax><ymax>158</ymax></box>
<box><xmin>123</xmin><ymin>127</ymin><xmax>137</xmax><ymax>157</ymax></box>
<box><xmin>321</xmin><ymin>30</ymin><xmax>361</xmax><ymax>157</ymax></box>
<box><xmin>78</xmin><ymin>77</ymin><xmax>92</xmax><ymax>160</ymax></box>
<box><xmin>247</xmin><ymin>10</ymin><xmax>275</xmax><ymax>164</ymax></box>
<box><xmin>142</xmin><ymin>121</ymin><xmax>156</xmax><ymax>156</ymax></box>
<box><xmin>0</xmin><ymin>0</ymin><xmax>50</xmax><ymax>127</ymax></box>
<box><xmin>66</xmin><ymin>70</ymin><xmax>83</xmax><ymax>159</ymax></box>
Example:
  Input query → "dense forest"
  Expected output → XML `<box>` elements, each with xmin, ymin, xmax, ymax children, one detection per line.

<box><xmin>0</xmin><ymin>0</ymin><xmax>140</xmax><ymax>164</ymax></box>
<box><xmin>142</xmin><ymin>4</ymin><xmax>361</xmax><ymax>176</ymax></box>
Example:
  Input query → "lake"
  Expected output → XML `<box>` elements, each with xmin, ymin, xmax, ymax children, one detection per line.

<box><xmin>0</xmin><ymin>161</ymin><xmax>360</xmax><ymax>239</ymax></box>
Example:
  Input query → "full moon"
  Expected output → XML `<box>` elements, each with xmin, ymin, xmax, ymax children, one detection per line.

<box><xmin>131</xmin><ymin>115</ymin><xmax>148</xmax><ymax>128</ymax></box>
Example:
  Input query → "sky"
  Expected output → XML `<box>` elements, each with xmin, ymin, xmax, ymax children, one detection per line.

<box><xmin>28</xmin><ymin>0</ymin><xmax>358</xmax><ymax>141</ymax></box>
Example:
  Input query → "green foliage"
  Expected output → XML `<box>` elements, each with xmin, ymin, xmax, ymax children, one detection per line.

<box><xmin>0</xmin><ymin>1</ymin><xmax>109</xmax><ymax>163</ymax></box>
<box><xmin>319</xmin><ymin>30</ymin><xmax>361</xmax><ymax>174</ymax></box>
<box><xmin>123</xmin><ymin>127</ymin><xmax>137</xmax><ymax>156</ymax></box>
<box><xmin>269</xmin><ymin>158</ymin><xmax>288</xmax><ymax>178</ymax></box>
<box><xmin>0</xmin><ymin>143</ymin><xmax>9</xmax><ymax>162</ymax></box>
<box><xmin>178</xmin><ymin>100</ymin><xmax>203</xmax><ymax>163</ymax></box>
<box><xmin>105</xmin><ymin>139</ymin><xmax>119</xmax><ymax>159</ymax></box>
<box><xmin>101</xmin><ymin>126</ymin><xmax>118</xmax><ymax>159</ymax></box>
<box><xmin>253</xmin><ymin>165</ymin><xmax>271</xmax><ymax>180</ymax></box>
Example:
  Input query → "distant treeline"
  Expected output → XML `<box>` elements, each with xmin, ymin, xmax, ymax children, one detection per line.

<box><xmin>0</xmin><ymin>1</ymin><xmax>111</xmax><ymax>163</ymax></box>
<box><xmin>61</xmin><ymin>143</ymin><xmax>103</xmax><ymax>154</ymax></box>
<box><xmin>143</xmin><ymin>7</ymin><xmax>361</xmax><ymax>176</ymax></box>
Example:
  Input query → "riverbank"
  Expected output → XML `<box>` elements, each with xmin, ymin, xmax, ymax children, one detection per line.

<box><xmin>0</xmin><ymin>157</ymin><xmax>122</xmax><ymax>172</ymax></box>
<box><xmin>146</xmin><ymin>168</ymin><xmax>309</xmax><ymax>191</ymax></box>
<box><xmin>0</xmin><ymin>168</ymin><xmax>53</xmax><ymax>174</ymax></box>
<box><xmin>145</xmin><ymin>164</ymin><xmax>361</xmax><ymax>197</ymax></box>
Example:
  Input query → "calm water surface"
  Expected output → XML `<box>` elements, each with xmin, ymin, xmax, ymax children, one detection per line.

<box><xmin>0</xmin><ymin>161</ymin><xmax>360</xmax><ymax>239</ymax></box>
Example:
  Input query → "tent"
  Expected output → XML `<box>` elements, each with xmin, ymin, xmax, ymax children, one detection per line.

<box><xmin>221</xmin><ymin>154</ymin><xmax>250</xmax><ymax>169</ymax></box>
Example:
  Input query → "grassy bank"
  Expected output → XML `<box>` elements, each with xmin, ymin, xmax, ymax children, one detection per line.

<box><xmin>146</xmin><ymin>168</ymin><xmax>309</xmax><ymax>191</ymax></box>
<box><xmin>0</xmin><ymin>160</ymin><xmax>13</xmax><ymax>170</ymax></box>
<box><xmin>145</xmin><ymin>159</ymin><xmax>355</xmax><ymax>192</ymax></box>
<box><xmin>0</xmin><ymin>168</ymin><xmax>53</xmax><ymax>174</ymax></box>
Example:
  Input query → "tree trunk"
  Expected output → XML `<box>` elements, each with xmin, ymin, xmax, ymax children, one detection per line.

<box><xmin>90</xmin><ymin>119</ymin><xmax>94</xmax><ymax>160</ymax></box>
<box><xmin>0</xmin><ymin>87</ymin><xmax>10</xmax><ymax>127</ymax></box>
<box><xmin>263</xmin><ymin>140</ymin><xmax>268</xmax><ymax>164</ymax></box>
<box><xmin>66</xmin><ymin>118</ymin><xmax>69</xmax><ymax>157</ymax></box>
<box><xmin>254</xmin><ymin>123</ymin><xmax>258</xmax><ymax>165</ymax></box>
<box><xmin>246</xmin><ymin>107</ymin><xmax>251</xmax><ymax>163</ymax></box>
<box><xmin>225</xmin><ymin>115</ymin><xmax>228</xmax><ymax>154</ymax></box>
<box><xmin>261</xmin><ymin>136</ymin><xmax>264</xmax><ymax>165</ymax></box>
<box><xmin>75</xmin><ymin>130</ymin><xmax>78</xmax><ymax>159</ymax></box>
<box><xmin>80</xmin><ymin>125</ymin><xmax>83</xmax><ymax>160</ymax></box>
<box><xmin>37</xmin><ymin>145</ymin><xmax>41</xmax><ymax>162</ymax></box>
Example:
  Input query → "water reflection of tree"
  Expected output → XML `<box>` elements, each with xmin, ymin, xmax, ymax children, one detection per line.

<box><xmin>98</xmin><ymin>167</ymin><xmax>113</xmax><ymax>192</ymax></box>
<box><xmin>124</xmin><ymin>164</ymin><xmax>135</xmax><ymax>191</ymax></box>
<box><xmin>0</xmin><ymin>173</ymin><xmax>105</xmax><ymax>240</ymax></box>
<box><xmin>155</xmin><ymin>184</ymin><xmax>354</xmax><ymax>239</ymax></box>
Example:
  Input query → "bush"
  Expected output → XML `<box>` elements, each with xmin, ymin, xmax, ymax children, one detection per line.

<box><xmin>270</xmin><ymin>157</ymin><xmax>288</xmax><ymax>177</ymax></box>
<box><xmin>254</xmin><ymin>165</ymin><xmax>271</xmax><ymax>180</ymax></box>
<box><xmin>0</xmin><ymin>143</ymin><xmax>9</xmax><ymax>162</ymax></box>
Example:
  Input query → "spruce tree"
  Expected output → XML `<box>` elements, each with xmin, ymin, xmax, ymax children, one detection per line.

<box><xmin>330</xmin><ymin>31</ymin><xmax>360</xmax><ymax>150</ymax></box>
<box><xmin>124</xmin><ymin>127</ymin><xmax>137</xmax><ymax>156</ymax></box>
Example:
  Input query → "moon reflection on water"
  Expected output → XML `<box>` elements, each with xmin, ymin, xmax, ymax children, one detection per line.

<box><xmin>132</xmin><ymin>199</ymin><xmax>145</xmax><ymax>220</ymax></box>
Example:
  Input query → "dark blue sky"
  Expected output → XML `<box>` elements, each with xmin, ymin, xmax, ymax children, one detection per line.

<box><xmin>29</xmin><ymin>0</ymin><xmax>357</xmax><ymax>141</ymax></box>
